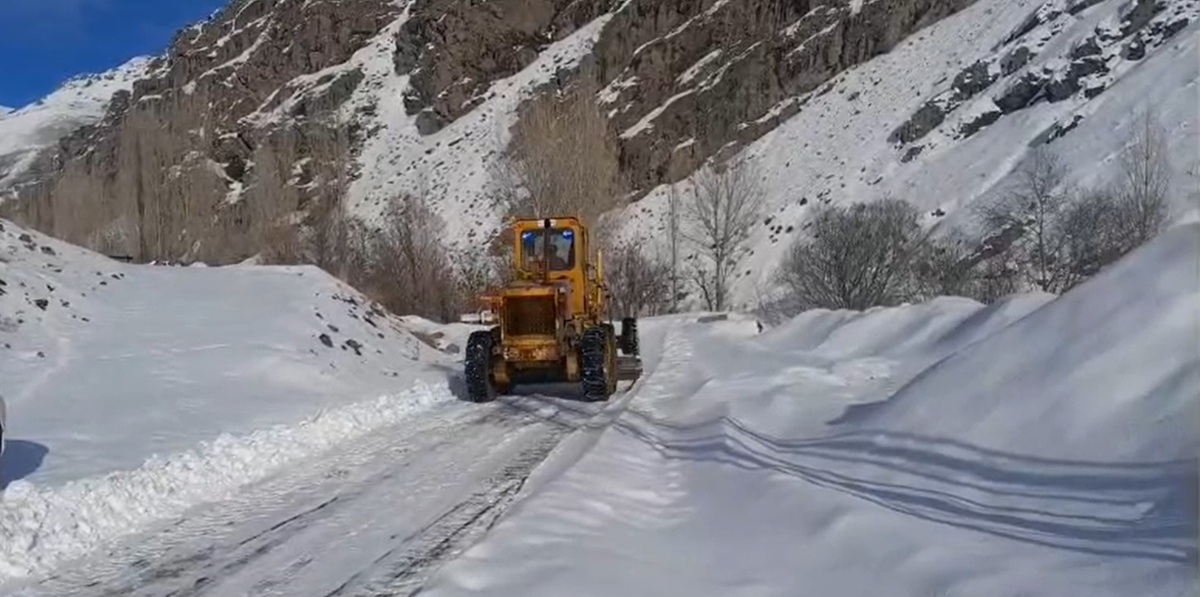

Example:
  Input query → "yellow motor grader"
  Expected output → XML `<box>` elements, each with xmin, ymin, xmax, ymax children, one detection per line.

<box><xmin>462</xmin><ymin>216</ymin><xmax>642</xmax><ymax>402</ymax></box>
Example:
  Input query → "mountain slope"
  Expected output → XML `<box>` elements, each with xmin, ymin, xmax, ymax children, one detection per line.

<box><xmin>614</xmin><ymin>0</ymin><xmax>1199</xmax><ymax>308</ymax></box>
<box><xmin>0</xmin><ymin>0</ymin><xmax>996</xmax><ymax>265</ymax></box>
<box><xmin>0</xmin><ymin>57</ymin><xmax>157</xmax><ymax>191</ymax></box>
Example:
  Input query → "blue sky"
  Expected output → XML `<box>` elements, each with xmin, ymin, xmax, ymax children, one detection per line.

<box><xmin>0</xmin><ymin>0</ymin><xmax>228</xmax><ymax>108</ymax></box>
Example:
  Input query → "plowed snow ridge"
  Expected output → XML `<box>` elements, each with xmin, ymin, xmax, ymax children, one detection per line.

<box><xmin>0</xmin><ymin>381</ymin><xmax>454</xmax><ymax>580</ymax></box>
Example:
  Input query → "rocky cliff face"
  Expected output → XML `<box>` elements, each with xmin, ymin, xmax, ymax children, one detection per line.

<box><xmin>394</xmin><ymin>0</ymin><xmax>978</xmax><ymax>196</ymax></box>
<box><xmin>1</xmin><ymin>0</ymin><xmax>981</xmax><ymax>263</ymax></box>
<box><xmin>2</xmin><ymin>0</ymin><xmax>399</xmax><ymax>262</ymax></box>
<box><xmin>888</xmin><ymin>0</ymin><xmax>1194</xmax><ymax>155</ymax></box>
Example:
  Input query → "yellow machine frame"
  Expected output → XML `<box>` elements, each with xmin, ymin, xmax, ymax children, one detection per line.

<box><xmin>463</xmin><ymin>216</ymin><xmax>641</xmax><ymax>402</ymax></box>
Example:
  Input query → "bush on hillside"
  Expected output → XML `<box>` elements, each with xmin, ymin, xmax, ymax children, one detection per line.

<box><xmin>771</xmin><ymin>111</ymin><xmax>1172</xmax><ymax>316</ymax></box>
<box><xmin>973</xmin><ymin>113</ymin><xmax>1170</xmax><ymax>294</ymax></box>
<box><xmin>775</xmin><ymin>197</ymin><xmax>931</xmax><ymax>312</ymax></box>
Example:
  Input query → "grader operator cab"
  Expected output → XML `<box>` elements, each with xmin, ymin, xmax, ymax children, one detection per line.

<box><xmin>462</xmin><ymin>216</ymin><xmax>641</xmax><ymax>402</ymax></box>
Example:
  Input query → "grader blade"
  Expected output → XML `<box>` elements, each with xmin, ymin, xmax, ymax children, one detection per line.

<box><xmin>616</xmin><ymin>355</ymin><xmax>643</xmax><ymax>381</ymax></box>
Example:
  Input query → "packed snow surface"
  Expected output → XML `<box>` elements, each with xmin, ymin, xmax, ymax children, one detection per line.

<box><xmin>0</xmin><ymin>218</ymin><xmax>458</xmax><ymax>581</ymax></box>
<box><xmin>421</xmin><ymin>222</ymin><xmax>1199</xmax><ymax>596</ymax></box>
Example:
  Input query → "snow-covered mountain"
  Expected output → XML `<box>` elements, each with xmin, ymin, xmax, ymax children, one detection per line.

<box><xmin>0</xmin><ymin>56</ymin><xmax>158</xmax><ymax>190</ymax></box>
<box><xmin>0</xmin><ymin>0</ymin><xmax>1195</xmax><ymax>307</ymax></box>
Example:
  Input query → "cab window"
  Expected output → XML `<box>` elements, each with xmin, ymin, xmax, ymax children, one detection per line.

<box><xmin>521</xmin><ymin>228</ymin><xmax>576</xmax><ymax>271</ymax></box>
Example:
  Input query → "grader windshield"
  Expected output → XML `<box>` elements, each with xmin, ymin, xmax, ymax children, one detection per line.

<box><xmin>520</xmin><ymin>228</ymin><xmax>576</xmax><ymax>272</ymax></box>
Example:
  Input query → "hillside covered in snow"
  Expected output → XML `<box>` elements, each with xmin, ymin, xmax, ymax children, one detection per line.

<box><xmin>0</xmin><ymin>56</ymin><xmax>156</xmax><ymax>192</ymax></box>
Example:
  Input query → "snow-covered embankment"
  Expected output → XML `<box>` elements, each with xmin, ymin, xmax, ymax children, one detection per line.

<box><xmin>0</xmin><ymin>219</ymin><xmax>459</xmax><ymax>581</ymax></box>
<box><xmin>421</xmin><ymin>221</ymin><xmax>1199</xmax><ymax>596</ymax></box>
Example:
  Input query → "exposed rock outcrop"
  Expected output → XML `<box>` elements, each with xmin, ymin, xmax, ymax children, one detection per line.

<box><xmin>395</xmin><ymin>0</ymin><xmax>980</xmax><ymax>196</ymax></box>
<box><xmin>2</xmin><ymin>0</ymin><xmax>399</xmax><ymax>263</ymax></box>
<box><xmin>890</xmin><ymin>0</ymin><xmax>1194</xmax><ymax>148</ymax></box>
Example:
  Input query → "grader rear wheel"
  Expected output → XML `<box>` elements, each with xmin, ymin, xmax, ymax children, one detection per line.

<box><xmin>619</xmin><ymin>317</ymin><xmax>639</xmax><ymax>355</ymax></box>
<box><xmin>580</xmin><ymin>326</ymin><xmax>617</xmax><ymax>401</ymax></box>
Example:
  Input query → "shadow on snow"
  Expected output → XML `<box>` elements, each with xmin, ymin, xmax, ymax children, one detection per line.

<box><xmin>614</xmin><ymin>407</ymin><xmax>1197</xmax><ymax>565</ymax></box>
<box><xmin>1</xmin><ymin>439</ymin><xmax>50</xmax><ymax>490</ymax></box>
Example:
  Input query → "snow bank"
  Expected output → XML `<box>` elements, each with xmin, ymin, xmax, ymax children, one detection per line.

<box><xmin>0</xmin><ymin>220</ymin><xmax>452</xmax><ymax>485</ymax></box>
<box><xmin>421</xmin><ymin>223</ymin><xmax>1198</xmax><ymax>597</ymax></box>
<box><xmin>0</xmin><ymin>218</ymin><xmax>458</xmax><ymax>581</ymax></box>
<box><xmin>844</xmin><ymin>220</ymin><xmax>1200</xmax><ymax>463</ymax></box>
<box><xmin>0</xmin><ymin>379</ymin><xmax>451</xmax><ymax>580</ymax></box>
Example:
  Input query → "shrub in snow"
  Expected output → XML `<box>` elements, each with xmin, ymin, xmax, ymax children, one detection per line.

<box><xmin>776</xmin><ymin>196</ymin><xmax>930</xmax><ymax>312</ymax></box>
<box><xmin>972</xmin><ymin>112</ymin><xmax>1171</xmax><ymax>294</ymax></box>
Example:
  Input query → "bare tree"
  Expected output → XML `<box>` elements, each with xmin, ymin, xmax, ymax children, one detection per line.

<box><xmin>504</xmin><ymin>78</ymin><xmax>623</xmax><ymax>229</ymax></box>
<box><xmin>976</xmin><ymin>147</ymin><xmax>1076</xmax><ymax>293</ymax></box>
<box><xmin>604</xmin><ymin>239</ymin><xmax>672</xmax><ymax>317</ymax></box>
<box><xmin>664</xmin><ymin>185</ymin><xmax>683</xmax><ymax>312</ymax></box>
<box><xmin>911</xmin><ymin>226</ymin><xmax>979</xmax><ymax>299</ymax></box>
<box><xmin>683</xmin><ymin>158</ymin><xmax>764</xmax><ymax>311</ymax></box>
<box><xmin>1114</xmin><ymin>109</ymin><xmax>1170</xmax><ymax>247</ymax></box>
<box><xmin>335</xmin><ymin>192</ymin><xmax>459</xmax><ymax>321</ymax></box>
<box><xmin>777</xmin><ymin>197</ymin><xmax>930</xmax><ymax>311</ymax></box>
<box><xmin>973</xmin><ymin>124</ymin><xmax>1171</xmax><ymax>296</ymax></box>
<box><xmin>1056</xmin><ymin>187</ymin><xmax>1126</xmax><ymax>286</ymax></box>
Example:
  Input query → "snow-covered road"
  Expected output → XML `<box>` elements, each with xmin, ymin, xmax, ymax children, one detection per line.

<box><xmin>6</xmin><ymin>391</ymin><xmax>625</xmax><ymax>597</ymax></box>
<box><xmin>0</xmin><ymin>218</ymin><xmax>655</xmax><ymax>595</ymax></box>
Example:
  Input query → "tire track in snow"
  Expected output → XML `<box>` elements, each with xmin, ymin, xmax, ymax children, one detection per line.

<box><xmin>10</xmin><ymin>396</ymin><xmax>601</xmax><ymax>597</ymax></box>
<box><xmin>325</xmin><ymin>432</ymin><xmax>566</xmax><ymax>597</ymax></box>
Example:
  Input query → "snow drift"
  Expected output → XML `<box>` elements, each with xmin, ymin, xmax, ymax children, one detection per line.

<box><xmin>0</xmin><ymin>218</ymin><xmax>458</xmax><ymax>581</ymax></box>
<box><xmin>420</xmin><ymin>221</ymin><xmax>1199</xmax><ymax>597</ymax></box>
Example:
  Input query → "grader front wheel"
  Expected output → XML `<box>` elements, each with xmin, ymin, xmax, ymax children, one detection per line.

<box><xmin>465</xmin><ymin>330</ymin><xmax>499</xmax><ymax>403</ymax></box>
<box><xmin>580</xmin><ymin>326</ymin><xmax>617</xmax><ymax>401</ymax></box>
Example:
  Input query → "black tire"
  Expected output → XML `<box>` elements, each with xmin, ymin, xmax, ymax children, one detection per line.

<box><xmin>580</xmin><ymin>326</ymin><xmax>616</xmax><ymax>401</ymax></box>
<box><xmin>620</xmin><ymin>317</ymin><xmax>639</xmax><ymax>355</ymax></box>
<box><xmin>465</xmin><ymin>330</ymin><xmax>498</xmax><ymax>403</ymax></box>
